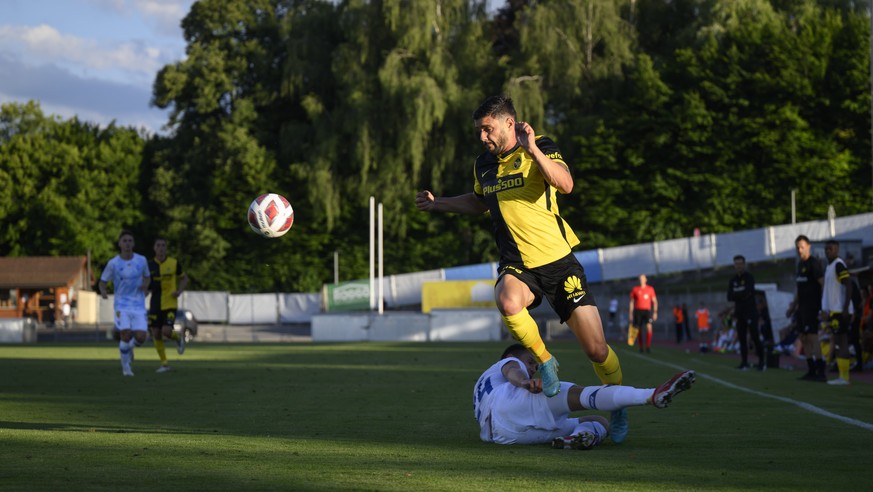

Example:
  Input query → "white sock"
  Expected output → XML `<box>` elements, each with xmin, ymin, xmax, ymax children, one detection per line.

<box><xmin>119</xmin><ymin>340</ymin><xmax>132</xmax><ymax>368</ymax></box>
<box><xmin>580</xmin><ymin>385</ymin><xmax>654</xmax><ymax>411</ymax></box>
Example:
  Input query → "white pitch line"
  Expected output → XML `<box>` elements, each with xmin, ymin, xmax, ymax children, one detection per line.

<box><xmin>627</xmin><ymin>351</ymin><xmax>873</xmax><ymax>432</ymax></box>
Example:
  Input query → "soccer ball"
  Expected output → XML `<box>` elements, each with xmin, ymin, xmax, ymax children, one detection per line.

<box><xmin>247</xmin><ymin>193</ymin><xmax>294</xmax><ymax>238</ymax></box>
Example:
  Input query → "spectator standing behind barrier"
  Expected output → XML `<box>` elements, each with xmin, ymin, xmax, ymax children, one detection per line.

<box><xmin>629</xmin><ymin>275</ymin><xmax>657</xmax><ymax>353</ymax></box>
<box><xmin>681</xmin><ymin>303</ymin><xmax>692</xmax><ymax>342</ymax></box>
<box><xmin>695</xmin><ymin>302</ymin><xmax>711</xmax><ymax>352</ymax></box>
<box><xmin>608</xmin><ymin>296</ymin><xmax>619</xmax><ymax>330</ymax></box>
<box><xmin>727</xmin><ymin>255</ymin><xmax>764</xmax><ymax>371</ymax></box>
<box><xmin>821</xmin><ymin>240</ymin><xmax>854</xmax><ymax>385</ymax></box>
<box><xmin>673</xmin><ymin>305</ymin><xmax>685</xmax><ymax>344</ymax></box>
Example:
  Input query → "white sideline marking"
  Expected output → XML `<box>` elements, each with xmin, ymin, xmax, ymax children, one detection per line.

<box><xmin>631</xmin><ymin>352</ymin><xmax>873</xmax><ymax>432</ymax></box>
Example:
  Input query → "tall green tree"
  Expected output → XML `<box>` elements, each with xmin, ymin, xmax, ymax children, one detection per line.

<box><xmin>0</xmin><ymin>102</ymin><xmax>144</xmax><ymax>261</ymax></box>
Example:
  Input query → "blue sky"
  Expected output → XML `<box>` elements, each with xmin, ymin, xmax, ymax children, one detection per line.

<box><xmin>0</xmin><ymin>0</ymin><xmax>194</xmax><ymax>134</ymax></box>
<box><xmin>1</xmin><ymin>0</ymin><xmax>504</xmax><ymax>135</ymax></box>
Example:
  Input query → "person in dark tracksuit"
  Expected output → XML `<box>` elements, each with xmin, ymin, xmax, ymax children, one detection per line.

<box><xmin>727</xmin><ymin>255</ymin><xmax>764</xmax><ymax>370</ymax></box>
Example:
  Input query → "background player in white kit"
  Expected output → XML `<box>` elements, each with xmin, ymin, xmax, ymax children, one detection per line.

<box><xmin>473</xmin><ymin>344</ymin><xmax>695</xmax><ymax>449</ymax></box>
<box><xmin>99</xmin><ymin>230</ymin><xmax>151</xmax><ymax>377</ymax></box>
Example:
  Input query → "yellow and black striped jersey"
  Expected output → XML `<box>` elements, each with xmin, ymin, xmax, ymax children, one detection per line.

<box><xmin>148</xmin><ymin>256</ymin><xmax>182</xmax><ymax>312</ymax></box>
<box><xmin>473</xmin><ymin>136</ymin><xmax>579</xmax><ymax>268</ymax></box>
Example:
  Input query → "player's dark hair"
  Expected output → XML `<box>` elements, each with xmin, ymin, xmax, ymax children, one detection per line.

<box><xmin>500</xmin><ymin>343</ymin><xmax>527</xmax><ymax>360</ymax></box>
<box><xmin>154</xmin><ymin>236</ymin><xmax>168</xmax><ymax>245</ymax></box>
<box><xmin>473</xmin><ymin>95</ymin><xmax>517</xmax><ymax>121</ymax></box>
<box><xmin>117</xmin><ymin>229</ymin><xmax>134</xmax><ymax>242</ymax></box>
<box><xmin>733</xmin><ymin>254</ymin><xmax>746</xmax><ymax>262</ymax></box>
<box><xmin>826</xmin><ymin>239</ymin><xmax>840</xmax><ymax>247</ymax></box>
<box><xmin>795</xmin><ymin>234</ymin><xmax>810</xmax><ymax>245</ymax></box>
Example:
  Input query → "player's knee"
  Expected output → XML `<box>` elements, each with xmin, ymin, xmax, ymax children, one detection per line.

<box><xmin>588</xmin><ymin>344</ymin><xmax>609</xmax><ymax>363</ymax></box>
<box><xmin>496</xmin><ymin>298</ymin><xmax>525</xmax><ymax>317</ymax></box>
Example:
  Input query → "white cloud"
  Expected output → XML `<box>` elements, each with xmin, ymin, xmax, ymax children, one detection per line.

<box><xmin>87</xmin><ymin>0</ymin><xmax>193</xmax><ymax>36</ymax></box>
<box><xmin>135</xmin><ymin>0</ymin><xmax>190</xmax><ymax>27</ymax></box>
<box><xmin>0</xmin><ymin>54</ymin><xmax>169</xmax><ymax>133</ymax></box>
<box><xmin>0</xmin><ymin>0</ymin><xmax>193</xmax><ymax>133</ymax></box>
<box><xmin>0</xmin><ymin>24</ymin><xmax>171</xmax><ymax>84</ymax></box>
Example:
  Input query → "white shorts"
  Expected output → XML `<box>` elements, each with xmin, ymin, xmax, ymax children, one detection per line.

<box><xmin>114</xmin><ymin>309</ymin><xmax>148</xmax><ymax>332</ymax></box>
<box><xmin>490</xmin><ymin>382</ymin><xmax>577</xmax><ymax>444</ymax></box>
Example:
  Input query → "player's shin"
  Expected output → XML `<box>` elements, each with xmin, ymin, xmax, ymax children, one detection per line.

<box><xmin>579</xmin><ymin>385</ymin><xmax>651</xmax><ymax>411</ymax></box>
<box><xmin>154</xmin><ymin>339</ymin><xmax>168</xmax><ymax>365</ymax></box>
<box><xmin>119</xmin><ymin>340</ymin><xmax>132</xmax><ymax>367</ymax></box>
<box><xmin>592</xmin><ymin>345</ymin><xmax>622</xmax><ymax>385</ymax></box>
<box><xmin>502</xmin><ymin>308</ymin><xmax>552</xmax><ymax>363</ymax></box>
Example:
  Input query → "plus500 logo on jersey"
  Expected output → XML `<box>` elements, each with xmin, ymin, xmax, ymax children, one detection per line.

<box><xmin>482</xmin><ymin>173</ymin><xmax>524</xmax><ymax>195</ymax></box>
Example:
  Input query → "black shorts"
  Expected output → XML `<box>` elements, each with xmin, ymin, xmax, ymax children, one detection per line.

<box><xmin>796</xmin><ymin>308</ymin><xmax>820</xmax><ymax>334</ymax></box>
<box><xmin>497</xmin><ymin>254</ymin><xmax>596</xmax><ymax>323</ymax></box>
<box><xmin>633</xmin><ymin>309</ymin><xmax>652</xmax><ymax>328</ymax></box>
<box><xmin>827</xmin><ymin>312</ymin><xmax>849</xmax><ymax>335</ymax></box>
<box><xmin>148</xmin><ymin>309</ymin><xmax>176</xmax><ymax>329</ymax></box>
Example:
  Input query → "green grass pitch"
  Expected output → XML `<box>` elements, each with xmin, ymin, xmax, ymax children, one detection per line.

<box><xmin>0</xmin><ymin>341</ymin><xmax>868</xmax><ymax>490</ymax></box>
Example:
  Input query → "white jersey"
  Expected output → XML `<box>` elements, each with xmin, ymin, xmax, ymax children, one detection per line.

<box><xmin>822</xmin><ymin>258</ymin><xmax>853</xmax><ymax>314</ymax></box>
<box><xmin>473</xmin><ymin>358</ymin><xmax>574</xmax><ymax>444</ymax></box>
<box><xmin>101</xmin><ymin>253</ymin><xmax>150</xmax><ymax>312</ymax></box>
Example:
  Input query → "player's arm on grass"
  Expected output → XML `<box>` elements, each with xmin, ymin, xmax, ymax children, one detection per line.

<box><xmin>501</xmin><ymin>360</ymin><xmax>542</xmax><ymax>394</ymax></box>
<box><xmin>415</xmin><ymin>191</ymin><xmax>488</xmax><ymax>215</ymax></box>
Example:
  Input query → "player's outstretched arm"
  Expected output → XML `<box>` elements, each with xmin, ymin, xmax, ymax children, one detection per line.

<box><xmin>415</xmin><ymin>191</ymin><xmax>488</xmax><ymax>215</ymax></box>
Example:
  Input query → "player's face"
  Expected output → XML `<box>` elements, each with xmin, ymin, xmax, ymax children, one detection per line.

<box><xmin>795</xmin><ymin>240</ymin><xmax>810</xmax><ymax>260</ymax></box>
<box><xmin>517</xmin><ymin>352</ymin><xmax>537</xmax><ymax>378</ymax></box>
<box><xmin>475</xmin><ymin>115</ymin><xmax>514</xmax><ymax>155</ymax></box>
<box><xmin>825</xmin><ymin>243</ymin><xmax>838</xmax><ymax>261</ymax></box>
<box><xmin>154</xmin><ymin>240</ymin><xmax>167</xmax><ymax>258</ymax></box>
<box><xmin>118</xmin><ymin>234</ymin><xmax>134</xmax><ymax>255</ymax></box>
<box><xmin>733</xmin><ymin>258</ymin><xmax>745</xmax><ymax>274</ymax></box>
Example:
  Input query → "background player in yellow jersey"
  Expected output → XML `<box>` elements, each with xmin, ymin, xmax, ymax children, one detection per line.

<box><xmin>416</xmin><ymin>95</ymin><xmax>631</xmax><ymax>443</ymax></box>
<box><xmin>148</xmin><ymin>237</ymin><xmax>188</xmax><ymax>373</ymax></box>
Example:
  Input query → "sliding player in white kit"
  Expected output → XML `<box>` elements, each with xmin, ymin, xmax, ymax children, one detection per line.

<box><xmin>99</xmin><ymin>230</ymin><xmax>151</xmax><ymax>377</ymax></box>
<box><xmin>473</xmin><ymin>344</ymin><xmax>695</xmax><ymax>449</ymax></box>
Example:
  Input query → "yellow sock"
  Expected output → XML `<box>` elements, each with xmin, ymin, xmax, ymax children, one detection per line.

<box><xmin>502</xmin><ymin>309</ymin><xmax>551</xmax><ymax>364</ymax></box>
<box><xmin>169</xmin><ymin>330</ymin><xmax>180</xmax><ymax>342</ymax></box>
<box><xmin>821</xmin><ymin>340</ymin><xmax>831</xmax><ymax>360</ymax></box>
<box><xmin>592</xmin><ymin>345</ymin><xmax>622</xmax><ymax>385</ymax></box>
<box><xmin>154</xmin><ymin>339</ymin><xmax>168</xmax><ymax>365</ymax></box>
<box><xmin>837</xmin><ymin>357</ymin><xmax>851</xmax><ymax>381</ymax></box>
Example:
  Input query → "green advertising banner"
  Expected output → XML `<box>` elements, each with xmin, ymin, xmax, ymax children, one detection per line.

<box><xmin>322</xmin><ymin>280</ymin><xmax>371</xmax><ymax>312</ymax></box>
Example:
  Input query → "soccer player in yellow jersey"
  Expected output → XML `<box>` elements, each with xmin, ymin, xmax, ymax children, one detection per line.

<box><xmin>416</xmin><ymin>95</ymin><xmax>631</xmax><ymax>443</ymax></box>
<box><xmin>147</xmin><ymin>237</ymin><xmax>189</xmax><ymax>373</ymax></box>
